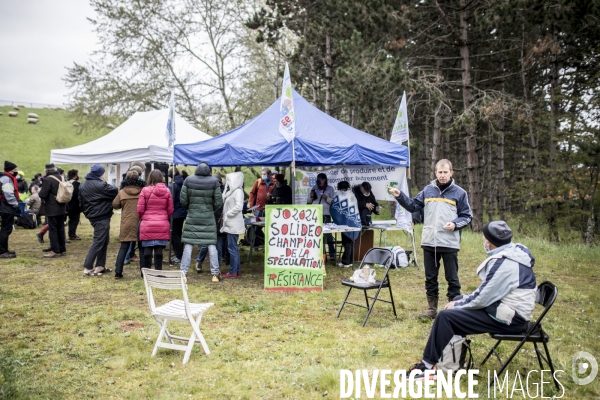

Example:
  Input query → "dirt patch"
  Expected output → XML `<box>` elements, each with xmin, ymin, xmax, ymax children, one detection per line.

<box><xmin>120</xmin><ymin>320</ymin><xmax>145</xmax><ymax>331</ymax></box>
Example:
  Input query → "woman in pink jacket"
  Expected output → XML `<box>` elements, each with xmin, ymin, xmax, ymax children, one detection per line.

<box><xmin>137</xmin><ymin>170</ymin><xmax>174</xmax><ymax>271</ymax></box>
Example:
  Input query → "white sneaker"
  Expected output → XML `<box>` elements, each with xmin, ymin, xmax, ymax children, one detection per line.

<box><xmin>342</xmin><ymin>264</ymin><xmax>353</xmax><ymax>268</ymax></box>
<box><xmin>337</xmin><ymin>263</ymin><xmax>344</xmax><ymax>267</ymax></box>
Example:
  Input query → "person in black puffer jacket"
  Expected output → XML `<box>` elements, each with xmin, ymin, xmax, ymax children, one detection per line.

<box><xmin>79</xmin><ymin>164</ymin><xmax>118</xmax><ymax>276</ymax></box>
<box><xmin>39</xmin><ymin>163</ymin><xmax>68</xmax><ymax>258</ymax></box>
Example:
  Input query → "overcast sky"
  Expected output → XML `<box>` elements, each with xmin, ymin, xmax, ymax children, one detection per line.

<box><xmin>0</xmin><ymin>0</ymin><xmax>98</xmax><ymax>106</ymax></box>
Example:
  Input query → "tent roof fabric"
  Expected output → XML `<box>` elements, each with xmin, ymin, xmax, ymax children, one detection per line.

<box><xmin>51</xmin><ymin>109</ymin><xmax>211</xmax><ymax>164</ymax></box>
<box><xmin>174</xmin><ymin>90</ymin><xmax>409</xmax><ymax>167</ymax></box>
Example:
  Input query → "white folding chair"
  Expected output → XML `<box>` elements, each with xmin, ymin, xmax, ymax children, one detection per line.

<box><xmin>142</xmin><ymin>268</ymin><xmax>213</xmax><ymax>364</ymax></box>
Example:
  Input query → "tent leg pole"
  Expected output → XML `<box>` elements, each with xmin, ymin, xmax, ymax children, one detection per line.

<box><xmin>168</xmin><ymin>163</ymin><xmax>174</xmax><ymax>263</ymax></box>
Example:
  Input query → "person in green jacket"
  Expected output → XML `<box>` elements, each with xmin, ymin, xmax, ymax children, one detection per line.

<box><xmin>179</xmin><ymin>162</ymin><xmax>223</xmax><ymax>281</ymax></box>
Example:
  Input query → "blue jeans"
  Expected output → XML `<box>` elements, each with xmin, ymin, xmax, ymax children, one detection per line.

<box><xmin>227</xmin><ymin>234</ymin><xmax>240</xmax><ymax>274</ymax></box>
<box><xmin>197</xmin><ymin>236</ymin><xmax>225</xmax><ymax>265</ymax></box>
<box><xmin>182</xmin><ymin>243</ymin><xmax>219</xmax><ymax>275</ymax></box>
<box><xmin>124</xmin><ymin>242</ymin><xmax>134</xmax><ymax>264</ymax></box>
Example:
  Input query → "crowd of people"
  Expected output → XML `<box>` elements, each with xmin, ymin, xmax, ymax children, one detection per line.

<box><xmin>0</xmin><ymin>160</ymin><xmax>246</xmax><ymax>282</ymax></box>
<box><xmin>0</xmin><ymin>159</ymin><xmax>400</xmax><ymax>275</ymax></box>
<box><xmin>1</xmin><ymin>158</ymin><xmax>539</xmax><ymax>378</ymax></box>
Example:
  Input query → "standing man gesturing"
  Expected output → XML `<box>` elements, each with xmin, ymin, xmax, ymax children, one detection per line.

<box><xmin>389</xmin><ymin>159</ymin><xmax>472</xmax><ymax>320</ymax></box>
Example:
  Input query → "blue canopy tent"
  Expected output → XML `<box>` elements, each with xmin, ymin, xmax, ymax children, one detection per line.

<box><xmin>174</xmin><ymin>90</ymin><xmax>409</xmax><ymax>167</ymax></box>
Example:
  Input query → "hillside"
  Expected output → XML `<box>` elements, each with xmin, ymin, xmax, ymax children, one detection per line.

<box><xmin>0</xmin><ymin>106</ymin><xmax>106</xmax><ymax>179</ymax></box>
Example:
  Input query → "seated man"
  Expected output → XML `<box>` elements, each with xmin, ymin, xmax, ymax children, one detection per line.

<box><xmin>409</xmin><ymin>220</ymin><xmax>536</xmax><ymax>379</ymax></box>
<box><xmin>26</xmin><ymin>185</ymin><xmax>42</xmax><ymax>217</ymax></box>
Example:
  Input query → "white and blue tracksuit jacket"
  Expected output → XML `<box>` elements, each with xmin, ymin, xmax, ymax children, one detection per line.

<box><xmin>454</xmin><ymin>243</ymin><xmax>537</xmax><ymax>325</ymax></box>
<box><xmin>394</xmin><ymin>179</ymin><xmax>472</xmax><ymax>249</ymax></box>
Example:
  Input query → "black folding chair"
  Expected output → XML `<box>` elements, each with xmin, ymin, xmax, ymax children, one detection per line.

<box><xmin>481</xmin><ymin>281</ymin><xmax>559</xmax><ymax>389</ymax></box>
<box><xmin>336</xmin><ymin>247</ymin><xmax>396</xmax><ymax>327</ymax></box>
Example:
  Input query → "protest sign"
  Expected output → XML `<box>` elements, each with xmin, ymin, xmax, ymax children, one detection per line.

<box><xmin>264</xmin><ymin>204</ymin><xmax>324</xmax><ymax>291</ymax></box>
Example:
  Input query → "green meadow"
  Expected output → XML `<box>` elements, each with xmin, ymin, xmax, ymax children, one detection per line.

<box><xmin>0</xmin><ymin>220</ymin><xmax>598</xmax><ymax>399</ymax></box>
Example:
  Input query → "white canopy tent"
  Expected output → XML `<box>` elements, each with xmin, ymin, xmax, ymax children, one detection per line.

<box><xmin>50</xmin><ymin>109</ymin><xmax>212</xmax><ymax>164</ymax></box>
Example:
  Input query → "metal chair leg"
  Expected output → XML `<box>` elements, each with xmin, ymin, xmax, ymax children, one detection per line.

<box><xmin>488</xmin><ymin>337</ymin><xmax>529</xmax><ymax>388</ymax></box>
<box><xmin>481</xmin><ymin>340</ymin><xmax>501</xmax><ymax>366</ymax></box>
<box><xmin>542</xmin><ymin>340</ymin><xmax>559</xmax><ymax>390</ymax></box>
<box><xmin>336</xmin><ymin>287</ymin><xmax>353</xmax><ymax>318</ymax></box>
<box><xmin>362</xmin><ymin>287</ymin><xmax>383</xmax><ymax>327</ymax></box>
<box><xmin>533</xmin><ymin>342</ymin><xmax>544</xmax><ymax>371</ymax></box>
<box><xmin>387</xmin><ymin>281</ymin><xmax>397</xmax><ymax>318</ymax></box>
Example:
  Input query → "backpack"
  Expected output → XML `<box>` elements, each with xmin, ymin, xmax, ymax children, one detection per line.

<box><xmin>48</xmin><ymin>175</ymin><xmax>74</xmax><ymax>203</ymax></box>
<box><xmin>437</xmin><ymin>335</ymin><xmax>473</xmax><ymax>372</ymax></box>
<box><xmin>390</xmin><ymin>246</ymin><xmax>409</xmax><ymax>268</ymax></box>
<box><xmin>16</xmin><ymin>213</ymin><xmax>37</xmax><ymax>229</ymax></box>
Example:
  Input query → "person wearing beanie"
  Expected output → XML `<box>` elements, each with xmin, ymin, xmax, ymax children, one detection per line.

<box><xmin>0</xmin><ymin>161</ymin><xmax>20</xmax><ymax>258</ymax></box>
<box><xmin>39</xmin><ymin>163</ymin><xmax>68</xmax><ymax>257</ymax></box>
<box><xmin>407</xmin><ymin>220</ymin><xmax>537</xmax><ymax>380</ymax></box>
<box><xmin>128</xmin><ymin>165</ymin><xmax>144</xmax><ymax>179</ymax></box>
<box><xmin>389</xmin><ymin>159</ymin><xmax>473</xmax><ymax>320</ymax></box>
<box><xmin>79</xmin><ymin>164</ymin><xmax>118</xmax><ymax>276</ymax></box>
<box><xmin>16</xmin><ymin>171</ymin><xmax>28</xmax><ymax>194</ymax></box>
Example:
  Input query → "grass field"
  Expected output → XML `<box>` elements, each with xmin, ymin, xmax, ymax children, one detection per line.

<box><xmin>0</xmin><ymin>106</ymin><xmax>109</xmax><ymax>179</ymax></box>
<box><xmin>0</xmin><ymin>217</ymin><xmax>598</xmax><ymax>399</ymax></box>
<box><xmin>0</xmin><ymin>105</ymin><xmax>274</xmax><ymax>190</ymax></box>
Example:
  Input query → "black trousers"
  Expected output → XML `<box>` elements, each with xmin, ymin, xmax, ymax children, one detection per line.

<box><xmin>171</xmin><ymin>217</ymin><xmax>185</xmax><ymax>259</ymax></box>
<box><xmin>341</xmin><ymin>234</ymin><xmax>354</xmax><ymax>265</ymax></box>
<box><xmin>323</xmin><ymin>215</ymin><xmax>335</xmax><ymax>258</ymax></box>
<box><xmin>0</xmin><ymin>213</ymin><xmax>14</xmax><ymax>254</ymax></box>
<box><xmin>143</xmin><ymin>245</ymin><xmax>165</xmax><ymax>270</ymax></box>
<box><xmin>67</xmin><ymin>211</ymin><xmax>80</xmax><ymax>238</ymax></box>
<box><xmin>83</xmin><ymin>219</ymin><xmax>111</xmax><ymax>270</ymax></box>
<box><xmin>422</xmin><ymin>308</ymin><xmax>525</xmax><ymax>365</ymax></box>
<box><xmin>423</xmin><ymin>249</ymin><xmax>461</xmax><ymax>299</ymax></box>
<box><xmin>115</xmin><ymin>241</ymin><xmax>142</xmax><ymax>275</ymax></box>
<box><xmin>47</xmin><ymin>214</ymin><xmax>67</xmax><ymax>254</ymax></box>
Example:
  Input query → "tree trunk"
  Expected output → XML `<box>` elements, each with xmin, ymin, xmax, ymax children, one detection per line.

<box><xmin>431</xmin><ymin>65</ymin><xmax>443</xmax><ymax>175</ymax></box>
<box><xmin>497</xmin><ymin>120</ymin><xmax>506</xmax><ymax>220</ymax></box>
<box><xmin>459</xmin><ymin>0</ymin><xmax>482</xmax><ymax>231</ymax></box>
<box><xmin>431</xmin><ymin>101</ymin><xmax>442</xmax><ymax>178</ymax></box>
<box><xmin>547</xmin><ymin>34</ymin><xmax>561</xmax><ymax>242</ymax></box>
<box><xmin>549</xmin><ymin>54</ymin><xmax>559</xmax><ymax>170</ymax></box>
<box><xmin>424</xmin><ymin>115</ymin><xmax>431</xmax><ymax>180</ymax></box>
<box><xmin>309</xmin><ymin>56</ymin><xmax>318</xmax><ymax>105</ymax></box>
<box><xmin>325</xmin><ymin>34</ymin><xmax>332</xmax><ymax>115</ymax></box>
<box><xmin>497</xmin><ymin>62</ymin><xmax>506</xmax><ymax>220</ymax></box>
<box><xmin>486</xmin><ymin>124</ymin><xmax>494</xmax><ymax>223</ymax></box>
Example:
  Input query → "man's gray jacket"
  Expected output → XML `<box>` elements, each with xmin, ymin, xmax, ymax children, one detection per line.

<box><xmin>454</xmin><ymin>243</ymin><xmax>537</xmax><ymax>325</ymax></box>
